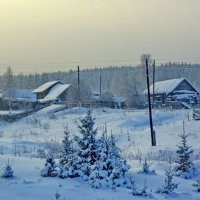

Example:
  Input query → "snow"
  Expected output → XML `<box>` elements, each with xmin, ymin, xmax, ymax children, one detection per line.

<box><xmin>33</xmin><ymin>81</ymin><xmax>61</xmax><ymax>93</ymax></box>
<box><xmin>39</xmin><ymin>84</ymin><xmax>70</xmax><ymax>103</ymax></box>
<box><xmin>174</xmin><ymin>90</ymin><xmax>197</xmax><ymax>94</ymax></box>
<box><xmin>0</xmin><ymin>110</ymin><xmax>24</xmax><ymax>115</ymax></box>
<box><xmin>36</xmin><ymin>104</ymin><xmax>66</xmax><ymax>116</ymax></box>
<box><xmin>143</xmin><ymin>78</ymin><xmax>186</xmax><ymax>95</ymax></box>
<box><xmin>0</xmin><ymin>108</ymin><xmax>200</xmax><ymax>199</ymax></box>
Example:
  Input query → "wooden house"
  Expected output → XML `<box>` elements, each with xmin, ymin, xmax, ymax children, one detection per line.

<box><xmin>144</xmin><ymin>78</ymin><xmax>199</xmax><ymax>106</ymax></box>
<box><xmin>33</xmin><ymin>81</ymin><xmax>71</xmax><ymax>103</ymax></box>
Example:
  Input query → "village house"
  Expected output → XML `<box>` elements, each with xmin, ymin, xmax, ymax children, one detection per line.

<box><xmin>33</xmin><ymin>81</ymin><xmax>71</xmax><ymax>103</ymax></box>
<box><xmin>144</xmin><ymin>78</ymin><xmax>199</xmax><ymax>107</ymax></box>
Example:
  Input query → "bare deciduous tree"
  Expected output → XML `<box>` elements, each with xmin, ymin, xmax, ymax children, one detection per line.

<box><xmin>3</xmin><ymin>67</ymin><xmax>14</xmax><ymax>113</ymax></box>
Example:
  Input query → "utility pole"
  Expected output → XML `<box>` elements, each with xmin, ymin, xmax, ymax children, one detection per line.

<box><xmin>99</xmin><ymin>75</ymin><xmax>102</xmax><ymax>98</ymax></box>
<box><xmin>145</xmin><ymin>58</ymin><xmax>156</xmax><ymax>146</ymax></box>
<box><xmin>77</xmin><ymin>66</ymin><xmax>80</xmax><ymax>104</ymax></box>
<box><xmin>152</xmin><ymin>60</ymin><xmax>155</xmax><ymax>107</ymax></box>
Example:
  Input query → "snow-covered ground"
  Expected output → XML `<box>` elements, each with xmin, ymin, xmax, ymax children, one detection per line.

<box><xmin>0</xmin><ymin>107</ymin><xmax>200</xmax><ymax>199</ymax></box>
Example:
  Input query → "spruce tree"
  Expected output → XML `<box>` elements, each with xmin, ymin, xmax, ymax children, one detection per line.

<box><xmin>59</xmin><ymin>127</ymin><xmax>79</xmax><ymax>178</ymax></box>
<box><xmin>162</xmin><ymin>164</ymin><xmax>178</xmax><ymax>194</ymax></box>
<box><xmin>89</xmin><ymin>128</ymin><xmax>130</xmax><ymax>188</ymax></box>
<box><xmin>74</xmin><ymin>109</ymin><xmax>98</xmax><ymax>179</ymax></box>
<box><xmin>41</xmin><ymin>156</ymin><xmax>58</xmax><ymax>177</ymax></box>
<box><xmin>175</xmin><ymin>133</ymin><xmax>193</xmax><ymax>178</ymax></box>
<box><xmin>2</xmin><ymin>160</ymin><xmax>14</xmax><ymax>178</ymax></box>
<box><xmin>88</xmin><ymin>128</ymin><xmax>110</xmax><ymax>188</ymax></box>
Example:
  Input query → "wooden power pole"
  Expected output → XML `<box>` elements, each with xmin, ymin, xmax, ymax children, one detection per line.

<box><xmin>145</xmin><ymin>58</ymin><xmax>156</xmax><ymax>146</ymax></box>
<box><xmin>99</xmin><ymin>75</ymin><xmax>102</xmax><ymax>97</ymax></box>
<box><xmin>77</xmin><ymin>66</ymin><xmax>80</xmax><ymax>104</ymax></box>
<box><xmin>152</xmin><ymin>60</ymin><xmax>155</xmax><ymax>106</ymax></box>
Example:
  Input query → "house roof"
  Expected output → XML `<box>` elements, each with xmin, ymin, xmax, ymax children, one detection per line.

<box><xmin>33</xmin><ymin>81</ymin><xmax>61</xmax><ymax>93</ymax></box>
<box><xmin>39</xmin><ymin>84</ymin><xmax>71</xmax><ymax>103</ymax></box>
<box><xmin>144</xmin><ymin>78</ymin><xmax>188</xmax><ymax>95</ymax></box>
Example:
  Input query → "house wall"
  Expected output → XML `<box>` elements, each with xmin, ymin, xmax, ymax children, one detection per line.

<box><xmin>172</xmin><ymin>79</ymin><xmax>197</xmax><ymax>93</ymax></box>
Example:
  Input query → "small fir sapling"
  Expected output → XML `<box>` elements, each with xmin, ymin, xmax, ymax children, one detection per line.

<box><xmin>198</xmin><ymin>177</ymin><xmax>200</xmax><ymax>192</ymax></box>
<box><xmin>132</xmin><ymin>179</ymin><xmax>152</xmax><ymax>197</ymax></box>
<box><xmin>59</xmin><ymin>127</ymin><xmax>79</xmax><ymax>178</ymax></box>
<box><xmin>54</xmin><ymin>191</ymin><xmax>65</xmax><ymax>200</ymax></box>
<box><xmin>41</xmin><ymin>155</ymin><xmax>58</xmax><ymax>177</ymax></box>
<box><xmin>127</xmin><ymin>174</ymin><xmax>135</xmax><ymax>190</ymax></box>
<box><xmin>175</xmin><ymin>130</ymin><xmax>194</xmax><ymax>178</ymax></box>
<box><xmin>2</xmin><ymin>160</ymin><xmax>14</xmax><ymax>178</ymax></box>
<box><xmin>157</xmin><ymin>163</ymin><xmax>178</xmax><ymax>194</ymax></box>
<box><xmin>193</xmin><ymin>177</ymin><xmax>200</xmax><ymax>192</ymax></box>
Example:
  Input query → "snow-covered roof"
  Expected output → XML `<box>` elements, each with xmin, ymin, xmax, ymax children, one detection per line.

<box><xmin>33</xmin><ymin>81</ymin><xmax>61</xmax><ymax>93</ymax></box>
<box><xmin>91</xmin><ymin>91</ymin><xmax>100</xmax><ymax>95</ymax></box>
<box><xmin>39</xmin><ymin>84</ymin><xmax>70</xmax><ymax>103</ymax></box>
<box><xmin>144</xmin><ymin>78</ymin><xmax>188</xmax><ymax>95</ymax></box>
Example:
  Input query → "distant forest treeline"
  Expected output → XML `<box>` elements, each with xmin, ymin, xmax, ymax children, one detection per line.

<box><xmin>0</xmin><ymin>63</ymin><xmax>200</xmax><ymax>98</ymax></box>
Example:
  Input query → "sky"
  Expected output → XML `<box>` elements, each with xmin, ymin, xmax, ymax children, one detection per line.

<box><xmin>0</xmin><ymin>0</ymin><xmax>200</xmax><ymax>74</ymax></box>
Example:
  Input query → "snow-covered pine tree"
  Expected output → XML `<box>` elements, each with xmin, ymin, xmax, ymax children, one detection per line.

<box><xmin>74</xmin><ymin>109</ymin><xmax>98</xmax><ymax>179</ymax></box>
<box><xmin>60</xmin><ymin>127</ymin><xmax>73</xmax><ymax>166</ymax></box>
<box><xmin>59</xmin><ymin>127</ymin><xmax>80</xmax><ymax>178</ymax></box>
<box><xmin>107</xmin><ymin>133</ymin><xmax>130</xmax><ymax>187</ymax></box>
<box><xmin>41</xmin><ymin>155</ymin><xmax>58</xmax><ymax>177</ymax></box>
<box><xmin>175</xmin><ymin>133</ymin><xmax>194</xmax><ymax>178</ymax></box>
<box><xmin>2</xmin><ymin>160</ymin><xmax>14</xmax><ymax>178</ymax></box>
<box><xmin>88</xmin><ymin>127</ymin><xmax>110</xmax><ymax>188</ymax></box>
<box><xmin>89</xmin><ymin>126</ymin><xmax>130</xmax><ymax>188</ymax></box>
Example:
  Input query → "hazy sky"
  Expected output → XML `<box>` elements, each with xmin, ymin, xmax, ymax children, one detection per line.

<box><xmin>0</xmin><ymin>0</ymin><xmax>200</xmax><ymax>74</ymax></box>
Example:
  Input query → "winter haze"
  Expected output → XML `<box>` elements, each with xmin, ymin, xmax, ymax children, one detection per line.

<box><xmin>0</xmin><ymin>0</ymin><xmax>200</xmax><ymax>73</ymax></box>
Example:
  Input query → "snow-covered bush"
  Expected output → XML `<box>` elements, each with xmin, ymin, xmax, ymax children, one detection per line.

<box><xmin>132</xmin><ymin>180</ymin><xmax>153</xmax><ymax>198</ymax></box>
<box><xmin>2</xmin><ymin>160</ymin><xmax>14</xmax><ymax>178</ymax></box>
<box><xmin>175</xmin><ymin>133</ymin><xmax>194</xmax><ymax>179</ymax></box>
<box><xmin>41</xmin><ymin>156</ymin><xmax>58</xmax><ymax>177</ymax></box>
<box><xmin>138</xmin><ymin>158</ymin><xmax>156</xmax><ymax>175</ymax></box>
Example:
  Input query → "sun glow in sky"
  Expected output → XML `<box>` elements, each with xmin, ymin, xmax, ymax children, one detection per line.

<box><xmin>0</xmin><ymin>0</ymin><xmax>200</xmax><ymax>74</ymax></box>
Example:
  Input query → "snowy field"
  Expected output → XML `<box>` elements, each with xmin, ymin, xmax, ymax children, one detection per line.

<box><xmin>0</xmin><ymin>107</ymin><xmax>200</xmax><ymax>199</ymax></box>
